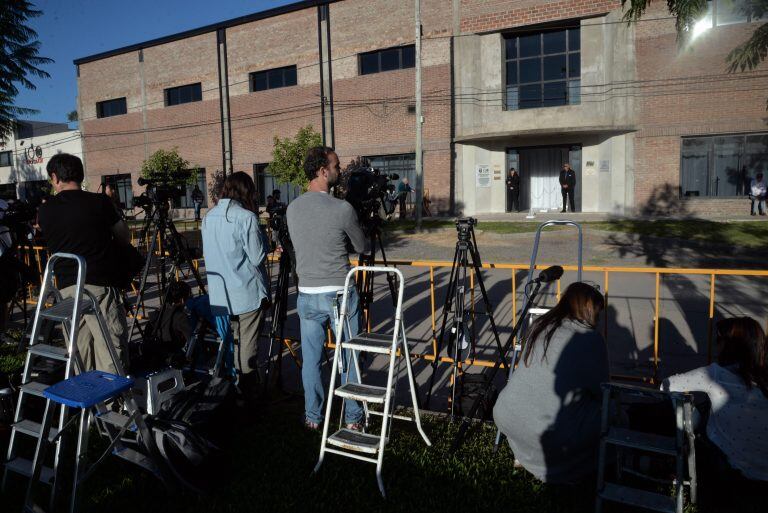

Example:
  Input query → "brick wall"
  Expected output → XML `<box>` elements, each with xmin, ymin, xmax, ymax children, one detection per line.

<box><xmin>459</xmin><ymin>0</ymin><xmax>620</xmax><ymax>33</ymax></box>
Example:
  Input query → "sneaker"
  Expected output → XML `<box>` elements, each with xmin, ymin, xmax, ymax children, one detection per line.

<box><xmin>304</xmin><ymin>418</ymin><xmax>321</xmax><ymax>431</ymax></box>
<box><xmin>345</xmin><ymin>422</ymin><xmax>364</xmax><ymax>432</ymax></box>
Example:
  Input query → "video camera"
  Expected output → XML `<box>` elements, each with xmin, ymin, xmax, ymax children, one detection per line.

<box><xmin>337</xmin><ymin>157</ymin><xmax>398</xmax><ymax>232</ymax></box>
<box><xmin>1</xmin><ymin>200</ymin><xmax>37</xmax><ymax>226</ymax></box>
<box><xmin>136</xmin><ymin>170</ymin><xmax>192</xmax><ymax>206</ymax></box>
<box><xmin>455</xmin><ymin>217</ymin><xmax>477</xmax><ymax>242</ymax></box>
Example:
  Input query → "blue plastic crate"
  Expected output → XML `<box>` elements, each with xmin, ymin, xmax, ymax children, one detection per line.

<box><xmin>43</xmin><ymin>371</ymin><xmax>134</xmax><ymax>408</ymax></box>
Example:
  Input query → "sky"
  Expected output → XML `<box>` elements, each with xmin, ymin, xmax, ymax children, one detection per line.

<box><xmin>14</xmin><ymin>0</ymin><xmax>297</xmax><ymax>125</ymax></box>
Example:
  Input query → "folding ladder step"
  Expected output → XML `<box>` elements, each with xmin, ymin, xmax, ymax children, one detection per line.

<box><xmin>112</xmin><ymin>447</ymin><xmax>160</xmax><ymax>476</ymax></box>
<box><xmin>335</xmin><ymin>383</ymin><xmax>387</xmax><ymax>403</ymax></box>
<box><xmin>327</xmin><ymin>429</ymin><xmax>381</xmax><ymax>454</ymax></box>
<box><xmin>96</xmin><ymin>411</ymin><xmax>137</xmax><ymax>432</ymax></box>
<box><xmin>599</xmin><ymin>483</ymin><xmax>676</xmax><ymax>513</ymax></box>
<box><xmin>12</xmin><ymin>420</ymin><xmax>60</xmax><ymax>441</ymax></box>
<box><xmin>343</xmin><ymin>333</ymin><xmax>393</xmax><ymax>354</ymax></box>
<box><xmin>28</xmin><ymin>344</ymin><xmax>69</xmax><ymax>361</ymax></box>
<box><xmin>39</xmin><ymin>298</ymin><xmax>92</xmax><ymax>322</ymax></box>
<box><xmin>606</xmin><ymin>427</ymin><xmax>677</xmax><ymax>456</ymax></box>
<box><xmin>20</xmin><ymin>381</ymin><xmax>49</xmax><ymax>398</ymax></box>
<box><xmin>4</xmin><ymin>457</ymin><xmax>55</xmax><ymax>485</ymax></box>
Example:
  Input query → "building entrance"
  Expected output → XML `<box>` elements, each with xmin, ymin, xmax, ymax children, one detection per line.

<box><xmin>506</xmin><ymin>145</ymin><xmax>581</xmax><ymax>212</ymax></box>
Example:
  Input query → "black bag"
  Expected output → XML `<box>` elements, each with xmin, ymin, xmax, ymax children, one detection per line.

<box><xmin>112</xmin><ymin>240</ymin><xmax>144</xmax><ymax>289</ymax></box>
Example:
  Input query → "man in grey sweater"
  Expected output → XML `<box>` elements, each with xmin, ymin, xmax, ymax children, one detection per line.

<box><xmin>287</xmin><ymin>146</ymin><xmax>367</xmax><ymax>430</ymax></box>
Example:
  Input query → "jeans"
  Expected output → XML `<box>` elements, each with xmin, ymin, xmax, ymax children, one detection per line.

<box><xmin>193</xmin><ymin>201</ymin><xmax>202</xmax><ymax>220</ymax></box>
<box><xmin>751</xmin><ymin>195</ymin><xmax>765</xmax><ymax>214</ymax></box>
<box><xmin>298</xmin><ymin>288</ymin><xmax>363</xmax><ymax>424</ymax></box>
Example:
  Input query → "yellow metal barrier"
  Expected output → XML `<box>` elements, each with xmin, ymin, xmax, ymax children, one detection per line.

<box><xmin>15</xmin><ymin>246</ymin><xmax>768</xmax><ymax>384</ymax></box>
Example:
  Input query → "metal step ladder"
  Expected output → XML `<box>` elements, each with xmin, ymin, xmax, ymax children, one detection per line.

<box><xmin>313</xmin><ymin>266</ymin><xmax>431</xmax><ymax>498</ymax></box>
<box><xmin>2</xmin><ymin>253</ymin><xmax>165</xmax><ymax>508</ymax></box>
<box><xmin>595</xmin><ymin>383</ymin><xmax>697</xmax><ymax>513</ymax></box>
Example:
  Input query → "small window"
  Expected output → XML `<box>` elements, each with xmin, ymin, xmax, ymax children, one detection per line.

<box><xmin>165</xmin><ymin>83</ymin><xmax>202</xmax><ymax>106</ymax></box>
<box><xmin>96</xmin><ymin>97</ymin><xmax>127</xmax><ymax>118</ymax></box>
<box><xmin>359</xmin><ymin>45</ymin><xmax>416</xmax><ymax>75</ymax></box>
<box><xmin>250</xmin><ymin>65</ymin><xmax>298</xmax><ymax>92</ymax></box>
<box><xmin>253</xmin><ymin>163</ymin><xmax>302</xmax><ymax>206</ymax></box>
<box><xmin>173</xmin><ymin>169</ymin><xmax>208</xmax><ymax>209</ymax></box>
<box><xmin>0</xmin><ymin>151</ymin><xmax>12</xmax><ymax>167</ymax></box>
<box><xmin>101</xmin><ymin>173</ymin><xmax>134</xmax><ymax>209</ymax></box>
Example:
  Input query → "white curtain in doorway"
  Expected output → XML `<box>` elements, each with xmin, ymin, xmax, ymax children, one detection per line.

<box><xmin>527</xmin><ymin>148</ymin><xmax>562</xmax><ymax>210</ymax></box>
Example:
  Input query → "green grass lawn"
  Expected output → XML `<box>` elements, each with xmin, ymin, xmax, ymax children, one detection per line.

<box><xmin>2</xmin><ymin>398</ymin><xmax>764</xmax><ymax>513</ymax></box>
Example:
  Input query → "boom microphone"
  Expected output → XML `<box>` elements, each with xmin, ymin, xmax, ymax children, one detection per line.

<box><xmin>535</xmin><ymin>265</ymin><xmax>564</xmax><ymax>283</ymax></box>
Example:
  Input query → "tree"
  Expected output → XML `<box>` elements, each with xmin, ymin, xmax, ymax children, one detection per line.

<box><xmin>208</xmin><ymin>169</ymin><xmax>226</xmax><ymax>205</ymax></box>
<box><xmin>66</xmin><ymin>110</ymin><xmax>78</xmax><ymax>122</ymax></box>
<box><xmin>622</xmin><ymin>0</ymin><xmax>768</xmax><ymax>72</ymax></box>
<box><xmin>0</xmin><ymin>1</ymin><xmax>53</xmax><ymax>139</ymax></box>
<box><xmin>269</xmin><ymin>125</ymin><xmax>322</xmax><ymax>189</ymax></box>
<box><xmin>140</xmin><ymin>148</ymin><xmax>197</xmax><ymax>186</ymax></box>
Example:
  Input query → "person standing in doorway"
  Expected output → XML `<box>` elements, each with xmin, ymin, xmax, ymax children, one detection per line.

<box><xmin>506</xmin><ymin>168</ymin><xmax>520</xmax><ymax>212</ymax></box>
<box><xmin>397</xmin><ymin>177</ymin><xmax>413</xmax><ymax>220</ymax></box>
<box><xmin>750</xmin><ymin>172</ymin><xmax>766</xmax><ymax>216</ymax></box>
<box><xmin>192</xmin><ymin>185</ymin><xmax>204</xmax><ymax>221</ymax></box>
<box><xmin>559</xmin><ymin>163</ymin><xmax>576</xmax><ymax>213</ymax></box>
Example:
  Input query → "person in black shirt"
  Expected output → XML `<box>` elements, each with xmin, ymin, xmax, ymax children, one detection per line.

<box><xmin>559</xmin><ymin>163</ymin><xmax>577</xmax><ymax>213</ymax></box>
<box><xmin>191</xmin><ymin>185</ymin><xmax>204</xmax><ymax>221</ymax></box>
<box><xmin>506</xmin><ymin>168</ymin><xmax>520</xmax><ymax>212</ymax></box>
<box><xmin>37</xmin><ymin>154</ymin><xmax>131</xmax><ymax>374</ymax></box>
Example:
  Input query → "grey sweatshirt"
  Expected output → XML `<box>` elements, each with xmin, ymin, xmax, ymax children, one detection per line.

<box><xmin>286</xmin><ymin>191</ymin><xmax>367</xmax><ymax>288</ymax></box>
<box><xmin>493</xmin><ymin>318</ymin><xmax>609</xmax><ymax>483</ymax></box>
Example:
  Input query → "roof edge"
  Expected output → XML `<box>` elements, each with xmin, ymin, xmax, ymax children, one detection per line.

<box><xmin>74</xmin><ymin>0</ymin><xmax>336</xmax><ymax>66</ymax></box>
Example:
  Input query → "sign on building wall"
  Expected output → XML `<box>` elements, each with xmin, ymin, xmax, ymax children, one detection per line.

<box><xmin>476</xmin><ymin>165</ymin><xmax>491</xmax><ymax>188</ymax></box>
<box><xmin>599</xmin><ymin>160</ymin><xmax>610</xmax><ymax>173</ymax></box>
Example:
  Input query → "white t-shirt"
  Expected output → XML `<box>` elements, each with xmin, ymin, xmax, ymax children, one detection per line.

<box><xmin>664</xmin><ymin>363</ymin><xmax>768</xmax><ymax>481</ymax></box>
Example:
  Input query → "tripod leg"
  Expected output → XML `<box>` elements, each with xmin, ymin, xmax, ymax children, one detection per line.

<box><xmin>424</xmin><ymin>244</ymin><xmax>461</xmax><ymax>407</ymax></box>
<box><xmin>374</xmin><ymin>230</ymin><xmax>397</xmax><ymax>306</ymax></box>
<box><xmin>126</xmin><ymin>223</ymin><xmax>161</xmax><ymax>344</ymax></box>
<box><xmin>469</xmin><ymin>240</ymin><xmax>507</xmax><ymax>369</ymax></box>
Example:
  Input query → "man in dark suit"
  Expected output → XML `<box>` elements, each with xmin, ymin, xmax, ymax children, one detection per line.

<box><xmin>506</xmin><ymin>168</ymin><xmax>520</xmax><ymax>212</ymax></box>
<box><xmin>559</xmin><ymin>163</ymin><xmax>576</xmax><ymax>213</ymax></box>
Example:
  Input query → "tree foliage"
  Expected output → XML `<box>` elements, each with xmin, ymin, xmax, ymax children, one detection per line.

<box><xmin>140</xmin><ymin>148</ymin><xmax>197</xmax><ymax>185</ymax></box>
<box><xmin>208</xmin><ymin>169</ymin><xmax>226</xmax><ymax>205</ymax></box>
<box><xmin>66</xmin><ymin>110</ymin><xmax>78</xmax><ymax>122</ymax></box>
<box><xmin>622</xmin><ymin>0</ymin><xmax>768</xmax><ymax>73</ymax></box>
<box><xmin>269</xmin><ymin>125</ymin><xmax>322</xmax><ymax>189</ymax></box>
<box><xmin>0</xmin><ymin>1</ymin><xmax>52</xmax><ymax>139</ymax></box>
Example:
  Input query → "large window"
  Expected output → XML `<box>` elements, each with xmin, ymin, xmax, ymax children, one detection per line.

<box><xmin>504</xmin><ymin>27</ymin><xmax>580</xmax><ymax>110</ymax></box>
<box><xmin>165</xmin><ymin>83</ymin><xmax>202</xmax><ymax>107</ymax></box>
<box><xmin>253</xmin><ymin>163</ymin><xmax>302</xmax><ymax>207</ymax></box>
<box><xmin>101</xmin><ymin>173</ymin><xmax>134</xmax><ymax>209</ymax></box>
<box><xmin>367</xmin><ymin>153</ymin><xmax>416</xmax><ymax>206</ymax></box>
<box><xmin>0</xmin><ymin>151</ymin><xmax>12</xmax><ymax>167</ymax></box>
<box><xmin>359</xmin><ymin>45</ymin><xmax>415</xmax><ymax>75</ymax></box>
<box><xmin>681</xmin><ymin>133</ymin><xmax>768</xmax><ymax>197</ymax></box>
<box><xmin>173</xmin><ymin>169</ymin><xmax>208</xmax><ymax>209</ymax></box>
<box><xmin>250</xmin><ymin>65</ymin><xmax>297</xmax><ymax>92</ymax></box>
<box><xmin>96</xmin><ymin>97</ymin><xmax>127</xmax><ymax>118</ymax></box>
<box><xmin>695</xmin><ymin>0</ymin><xmax>765</xmax><ymax>31</ymax></box>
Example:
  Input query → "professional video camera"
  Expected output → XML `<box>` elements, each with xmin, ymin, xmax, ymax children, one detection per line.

<box><xmin>136</xmin><ymin>169</ymin><xmax>193</xmax><ymax>205</ymax></box>
<box><xmin>336</xmin><ymin>157</ymin><xmax>398</xmax><ymax>231</ymax></box>
<box><xmin>1</xmin><ymin>200</ymin><xmax>37</xmax><ymax>226</ymax></box>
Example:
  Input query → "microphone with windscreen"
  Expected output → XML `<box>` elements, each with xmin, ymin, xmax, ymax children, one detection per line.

<box><xmin>534</xmin><ymin>265</ymin><xmax>564</xmax><ymax>284</ymax></box>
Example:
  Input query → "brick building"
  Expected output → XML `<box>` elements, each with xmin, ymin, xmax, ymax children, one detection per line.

<box><xmin>74</xmin><ymin>0</ymin><xmax>768</xmax><ymax>216</ymax></box>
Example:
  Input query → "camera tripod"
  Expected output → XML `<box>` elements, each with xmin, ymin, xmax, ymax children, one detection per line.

<box><xmin>425</xmin><ymin>219</ymin><xmax>506</xmax><ymax>420</ymax></box>
<box><xmin>126</xmin><ymin>199</ymin><xmax>206</xmax><ymax>347</ymax></box>
<box><xmin>356</xmin><ymin>217</ymin><xmax>397</xmax><ymax>329</ymax></box>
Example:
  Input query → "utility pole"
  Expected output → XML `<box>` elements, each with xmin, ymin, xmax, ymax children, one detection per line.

<box><xmin>414</xmin><ymin>0</ymin><xmax>424</xmax><ymax>231</ymax></box>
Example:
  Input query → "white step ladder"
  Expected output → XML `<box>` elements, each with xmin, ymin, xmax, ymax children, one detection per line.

<box><xmin>2</xmin><ymin>253</ymin><xmax>165</xmax><ymax>508</ymax></box>
<box><xmin>313</xmin><ymin>266</ymin><xmax>430</xmax><ymax>497</ymax></box>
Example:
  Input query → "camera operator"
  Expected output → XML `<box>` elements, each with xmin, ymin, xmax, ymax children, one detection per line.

<box><xmin>201</xmin><ymin>172</ymin><xmax>269</xmax><ymax>396</ymax></box>
<box><xmin>286</xmin><ymin>146</ymin><xmax>367</xmax><ymax>430</ymax></box>
<box><xmin>37</xmin><ymin>154</ymin><xmax>130</xmax><ymax>374</ymax></box>
<box><xmin>0</xmin><ymin>200</ymin><xmax>20</xmax><ymax>338</ymax></box>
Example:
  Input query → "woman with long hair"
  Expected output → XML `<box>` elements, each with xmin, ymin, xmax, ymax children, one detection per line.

<box><xmin>664</xmin><ymin>316</ymin><xmax>768</xmax><ymax>481</ymax></box>
<box><xmin>201</xmin><ymin>171</ymin><xmax>268</xmax><ymax>396</ymax></box>
<box><xmin>493</xmin><ymin>282</ymin><xmax>607</xmax><ymax>484</ymax></box>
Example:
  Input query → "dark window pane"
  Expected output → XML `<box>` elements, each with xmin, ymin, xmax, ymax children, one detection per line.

<box><xmin>713</xmin><ymin>136</ymin><xmax>743</xmax><ymax>196</ymax></box>
<box><xmin>505</xmin><ymin>37</ymin><xmax>517</xmax><ymax>59</ymax></box>
<box><xmin>268</xmin><ymin>69</ymin><xmax>283</xmax><ymax>89</ymax></box>
<box><xmin>506</xmin><ymin>62</ymin><xmax>518</xmax><ymax>85</ymax></box>
<box><xmin>380</xmin><ymin>48</ymin><xmax>400</xmax><ymax>71</ymax></box>
<box><xmin>519</xmin><ymin>84</ymin><xmax>542</xmax><ymax>109</ymax></box>
<box><xmin>543</xmin><ymin>30</ymin><xmax>566</xmax><ymax>54</ymax></box>
<box><xmin>401</xmin><ymin>45</ymin><xmax>415</xmax><ymax>68</ymax></box>
<box><xmin>360</xmin><ymin>52</ymin><xmax>378</xmax><ymax>74</ymax></box>
<box><xmin>519</xmin><ymin>58</ymin><xmax>541</xmax><ymax>83</ymax></box>
<box><xmin>543</xmin><ymin>54</ymin><xmax>567</xmax><ymax>80</ymax></box>
<box><xmin>0</xmin><ymin>151</ymin><xmax>12</xmax><ymax>167</ymax></box>
<box><xmin>568</xmin><ymin>28</ymin><xmax>580</xmax><ymax>51</ymax></box>
<box><xmin>519</xmin><ymin>34</ymin><xmax>540</xmax><ymax>57</ymax></box>
<box><xmin>569</xmin><ymin>53</ymin><xmax>580</xmax><ymax>78</ymax></box>
<box><xmin>253</xmin><ymin>72</ymin><xmax>268</xmax><ymax>91</ymax></box>
<box><xmin>745</xmin><ymin>134</ymin><xmax>768</xmax><ymax>184</ymax></box>
<box><xmin>166</xmin><ymin>89</ymin><xmax>178</xmax><ymax>105</ymax></box>
<box><xmin>543</xmin><ymin>81</ymin><xmax>567</xmax><ymax>107</ymax></box>
<box><xmin>681</xmin><ymin>138</ymin><xmax>710</xmax><ymax>197</ymax></box>
<box><xmin>191</xmin><ymin>84</ymin><xmax>201</xmax><ymax>102</ymax></box>
<box><xmin>284</xmin><ymin>66</ymin><xmax>297</xmax><ymax>86</ymax></box>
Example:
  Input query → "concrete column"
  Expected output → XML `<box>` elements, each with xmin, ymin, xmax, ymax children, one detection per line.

<box><xmin>138</xmin><ymin>50</ymin><xmax>149</xmax><ymax>161</ymax></box>
<box><xmin>318</xmin><ymin>4</ymin><xmax>334</xmax><ymax>148</ymax></box>
<box><xmin>216</xmin><ymin>29</ymin><xmax>233</xmax><ymax>174</ymax></box>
